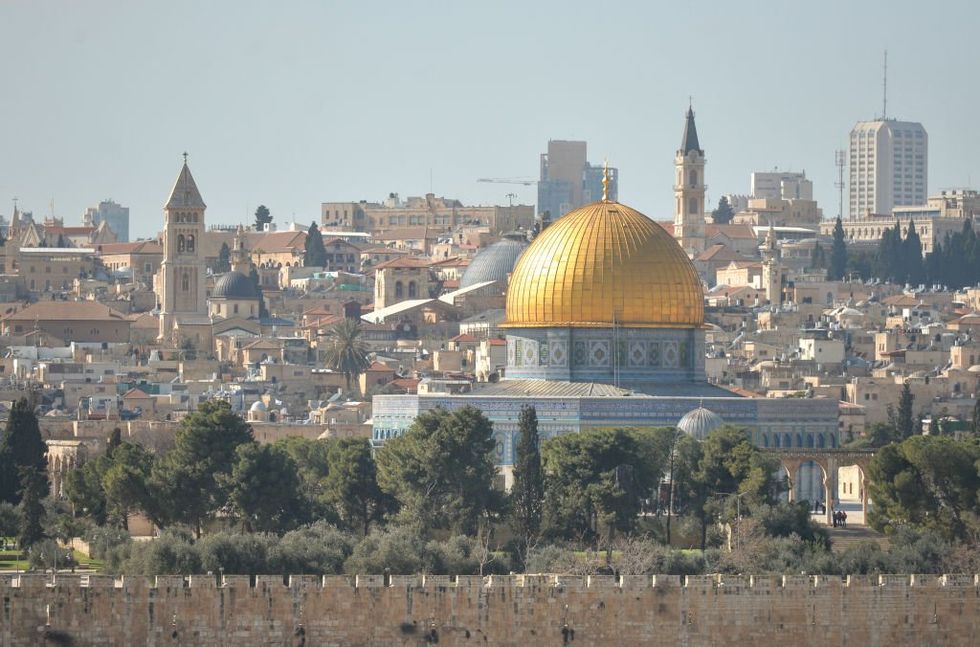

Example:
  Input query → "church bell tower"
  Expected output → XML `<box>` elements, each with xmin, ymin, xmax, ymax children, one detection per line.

<box><xmin>158</xmin><ymin>154</ymin><xmax>208</xmax><ymax>341</ymax></box>
<box><xmin>674</xmin><ymin>105</ymin><xmax>706</xmax><ymax>257</ymax></box>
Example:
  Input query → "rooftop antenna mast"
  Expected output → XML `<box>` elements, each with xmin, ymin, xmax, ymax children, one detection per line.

<box><xmin>881</xmin><ymin>49</ymin><xmax>888</xmax><ymax>120</ymax></box>
<box><xmin>834</xmin><ymin>150</ymin><xmax>846</xmax><ymax>220</ymax></box>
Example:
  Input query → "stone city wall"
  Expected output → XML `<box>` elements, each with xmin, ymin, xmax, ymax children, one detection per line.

<box><xmin>1</xmin><ymin>573</ymin><xmax>978</xmax><ymax>646</ymax></box>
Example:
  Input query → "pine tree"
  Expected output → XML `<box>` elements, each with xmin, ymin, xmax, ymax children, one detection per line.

<box><xmin>511</xmin><ymin>405</ymin><xmax>544</xmax><ymax>566</ymax></box>
<box><xmin>0</xmin><ymin>398</ymin><xmax>48</xmax><ymax>505</ymax></box>
<box><xmin>215</xmin><ymin>242</ymin><xmax>232</xmax><ymax>273</ymax></box>
<box><xmin>253</xmin><ymin>205</ymin><xmax>272</xmax><ymax>231</ymax></box>
<box><xmin>711</xmin><ymin>196</ymin><xmax>735</xmax><ymax>224</ymax></box>
<box><xmin>897</xmin><ymin>382</ymin><xmax>915</xmax><ymax>440</ymax></box>
<box><xmin>304</xmin><ymin>222</ymin><xmax>327</xmax><ymax>268</ymax></box>
<box><xmin>829</xmin><ymin>216</ymin><xmax>848</xmax><ymax>280</ymax></box>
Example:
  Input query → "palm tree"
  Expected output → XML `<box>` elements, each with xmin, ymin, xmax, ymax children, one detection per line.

<box><xmin>324</xmin><ymin>319</ymin><xmax>371</xmax><ymax>395</ymax></box>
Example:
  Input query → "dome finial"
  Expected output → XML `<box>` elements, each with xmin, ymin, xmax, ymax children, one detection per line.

<box><xmin>601</xmin><ymin>159</ymin><xmax>610</xmax><ymax>202</ymax></box>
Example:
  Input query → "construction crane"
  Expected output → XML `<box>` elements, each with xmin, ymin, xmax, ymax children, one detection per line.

<box><xmin>477</xmin><ymin>177</ymin><xmax>538</xmax><ymax>186</ymax></box>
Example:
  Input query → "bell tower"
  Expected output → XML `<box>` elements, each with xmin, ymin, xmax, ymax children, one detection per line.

<box><xmin>760</xmin><ymin>219</ymin><xmax>782</xmax><ymax>304</ymax></box>
<box><xmin>158</xmin><ymin>154</ymin><xmax>208</xmax><ymax>341</ymax></box>
<box><xmin>673</xmin><ymin>104</ymin><xmax>706</xmax><ymax>257</ymax></box>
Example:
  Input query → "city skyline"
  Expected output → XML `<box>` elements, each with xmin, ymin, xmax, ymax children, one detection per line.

<box><xmin>2</xmin><ymin>0</ymin><xmax>978</xmax><ymax>239</ymax></box>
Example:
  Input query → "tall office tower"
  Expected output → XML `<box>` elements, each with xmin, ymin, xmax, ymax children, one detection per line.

<box><xmin>538</xmin><ymin>140</ymin><xmax>619</xmax><ymax>221</ymax></box>
<box><xmin>538</xmin><ymin>140</ymin><xmax>586</xmax><ymax>219</ymax></box>
<box><xmin>83</xmin><ymin>199</ymin><xmax>130</xmax><ymax>242</ymax></box>
<box><xmin>848</xmin><ymin>120</ymin><xmax>927</xmax><ymax>219</ymax></box>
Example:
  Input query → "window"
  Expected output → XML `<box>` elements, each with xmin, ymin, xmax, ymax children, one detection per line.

<box><xmin>177</xmin><ymin>234</ymin><xmax>185</xmax><ymax>253</ymax></box>
<box><xmin>395</xmin><ymin>281</ymin><xmax>403</xmax><ymax>299</ymax></box>
<box><xmin>408</xmin><ymin>281</ymin><xmax>418</xmax><ymax>298</ymax></box>
<box><xmin>689</xmin><ymin>169</ymin><xmax>698</xmax><ymax>186</ymax></box>
<box><xmin>182</xmin><ymin>273</ymin><xmax>190</xmax><ymax>291</ymax></box>
<box><xmin>187</xmin><ymin>235</ymin><xmax>195</xmax><ymax>253</ymax></box>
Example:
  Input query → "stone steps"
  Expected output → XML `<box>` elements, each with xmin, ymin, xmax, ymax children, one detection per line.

<box><xmin>829</xmin><ymin>526</ymin><xmax>889</xmax><ymax>552</ymax></box>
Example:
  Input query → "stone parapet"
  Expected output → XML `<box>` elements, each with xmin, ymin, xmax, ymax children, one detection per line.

<box><xmin>0</xmin><ymin>573</ymin><xmax>977</xmax><ymax>645</ymax></box>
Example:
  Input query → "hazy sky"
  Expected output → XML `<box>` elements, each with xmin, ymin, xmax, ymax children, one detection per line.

<box><xmin>2</xmin><ymin>1</ymin><xmax>978</xmax><ymax>239</ymax></box>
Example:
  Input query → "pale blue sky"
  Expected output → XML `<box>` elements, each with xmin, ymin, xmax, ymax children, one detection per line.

<box><xmin>2</xmin><ymin>0</ymin><xmax>977</xmax><ymax>239</ymax></box>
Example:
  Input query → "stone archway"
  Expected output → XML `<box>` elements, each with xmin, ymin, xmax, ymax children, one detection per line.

<box><xmin>768</xmin><ymin>449</ymin><xmax>874</xmax><ymax>526</ymax></box>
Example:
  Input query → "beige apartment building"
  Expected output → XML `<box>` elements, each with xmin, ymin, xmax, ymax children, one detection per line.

<box><xmin>321</xmin><ymin>194</ymin><xmax>533</xmax><ymax>237</ymax></box>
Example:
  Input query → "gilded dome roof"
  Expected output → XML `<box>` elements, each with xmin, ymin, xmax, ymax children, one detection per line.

<box><xmin>503</xmin><ymin>201</ymin><xmax>703</xmax><ymax>328</ymax></box>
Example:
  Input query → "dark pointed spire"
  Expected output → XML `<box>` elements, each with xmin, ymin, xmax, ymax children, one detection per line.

<box><xmin>679</xmin><ymin>106</ymin><xmax>703</xmax><ymax>155</ymax></box>
<box><xmin>165</xmin><ymin>156</ymin><xmax>206</xmax><ymax>209</ymax></box>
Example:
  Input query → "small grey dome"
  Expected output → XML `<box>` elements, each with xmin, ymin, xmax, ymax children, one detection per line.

<box><xmin>460</xmin><ymin>232</ymin><xmax>529</xmax><ymax>289</ymax></box>
<box><xmin>212</xmin><ymin>272</ymin><xmax>260</xmax><ymax>299</ymax></box>
<box><xmin>677</xmin><ymin>405</ymin><xmax>723</xmax><ymax>441</ymax></box>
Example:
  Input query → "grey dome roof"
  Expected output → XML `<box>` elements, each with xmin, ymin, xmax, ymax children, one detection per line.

<box><xmin>460</xmin><ymin>233</ymin><xmax>529</xmax><ymax>289</ymax></box>
<box><xmin>212</xmin><ymin>272</ymin><xmax>260</xmax><ymax>299</ymax></box>
<box><xmin>677</xmin><ymin>406</ymin><xmax>723</xmax><ymax>441</ymax></box>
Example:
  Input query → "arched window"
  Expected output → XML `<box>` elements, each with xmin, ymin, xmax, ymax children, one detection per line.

<box><xmin>773</xmin><ymin>434</ymin><xmax>780</xmax><ymax>448</ymax></box>
<box><xmin>181</xmin><ymin>272</ymin><xmax>189</xmax><ymax>291</ymax></box>
<box><xmin>817</xmin><ymin>434</ymin><xmax>826</xmax><ymax>448</ymax></box>
<box><xmin>408</xmin><ymin>281</ymin><xmax>418</xmax><ymax>298</ymax></box>
<box><xmin>177</xmin><ymin>234</ymin><xmax>185</xmax><ymax>253</ymax></box>
<box><xmin>806</xmin><ymin>434</ymin><xmax>815</xmax><ymax>448</ymax></box>
<box><xmin>233</xmin><ymin>304</ymin><xmax>239</xmax><ymax>315</ymax></box>
<box><xmin>762</xmin><ymin>433</ymin><xmax>769</xmax><ymax>448</ymax></box>
<box><xmin>796</xmin><ymin>433</ymin><xmax>803</xmax><ymax>448</ymax></box>
<box><xmin>688</xmin><ymin>197</ymin><xmax>698</xmax><ymax>215</ymax></box>
<box><xmin>689</xmin><ymin>169</ymin><xmax>698</xmax><ymax>186</ymax></box>
<box><xmin>783</xmin><ymin>433</ymin><xmax>792</xmax><ymax>448</ymax></box>
<box><xmin>395</xmin><ymin>281</ymin><xmax>403</xmax><ymax>299</ymax></box>
<box><xmin>187</xmin><ymin>235</ymin><xmax>195</xmax><ymax>253</ymax></box>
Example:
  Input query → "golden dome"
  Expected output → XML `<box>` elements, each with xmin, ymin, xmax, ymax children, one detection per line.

<box><xmin>503</xmin><ymin>201</ymin><xmax>704</xmax><ymax>328</ymax></box>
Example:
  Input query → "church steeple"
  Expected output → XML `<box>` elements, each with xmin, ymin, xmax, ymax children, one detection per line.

<box><xmin>165</xmin><ymin>156</ymin><xmax>206</xmax><ymax>210</ymax></box>
<box><xmin>673</xmin><ymin>103</ymin><xmax>707</xmax><ymax>257</ymax></box>
<box><xmin>679</xmin><ymin>106</ymin><xmax>703</xmax><ymax>156</ymax></box>
<box><xmin>156</xmin><ymin>155</ymin><xmax>208</xmax><ymax>342</ymax></box>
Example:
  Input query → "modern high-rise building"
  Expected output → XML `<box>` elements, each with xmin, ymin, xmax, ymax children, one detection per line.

<box><xmin>750</xmin><ymin>171</ymin><xmax>813</xmax><ymax>201</ymax></box>
<box><xmin>537</xmin><ymin>140</ymin><xmax>617</xmax><ymax>219</ymax></box>
<box><xmin>848</xmin><ymin>119</ymin><xmax>928</xmax><ymax>219</ymax></box>
<box><xmin>82</xmin><ymin>199</ymin><xmax>130</xmax><ymax>242</ymax></box>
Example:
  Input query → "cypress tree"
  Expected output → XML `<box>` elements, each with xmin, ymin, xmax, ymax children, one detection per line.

<box><xmin>17</xmin><ymin>466</ymin><xmax>47</xmax><ymax>548</ymax></box>
<box><xmin>0</xmin><ymin>398</ymin><xmax>48</xmax><ymax>505</ymax></box>
<box><xmin>829</xmin><ymin>216</ymin><xmax>848</xmax><ymax>280</ymax></box>
<box><xmin>511</xmin><ymin>405</ymin><xmax>544</xmax><ymax>566</ymax></box>
<box><xmin>304</xmin><ymin>222</ymin><xmax>327</xmax><ymax>268</ymax></box>
<box><xmin>897</xmin><ymin>382</ymin><xmax>915</xmax><ymax>440</ymax></box>
<box><xmin>904</xmin><ymin>219</ymin><xmax>924</xmax><ymax>287</ymax></box>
